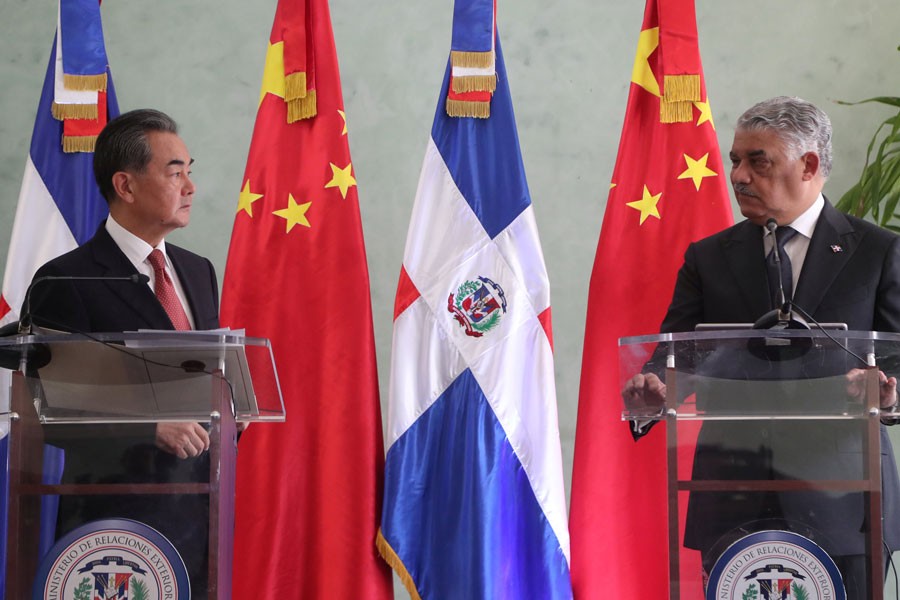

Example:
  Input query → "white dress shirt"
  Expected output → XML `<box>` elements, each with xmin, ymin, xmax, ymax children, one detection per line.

<box><xmin>762</xmin><ymin>193</ymin><xmax>825</xmax><ymax>293</ymax></box>
<box><xmin>105</xmin><ymin>215</ymin><xmax>196</xmax><ymax>329</ymax></box>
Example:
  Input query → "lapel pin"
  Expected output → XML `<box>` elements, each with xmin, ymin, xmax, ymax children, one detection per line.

<box><xmin>830</xmin><ymin>245</ymin><xmax>843</xmax><ymax>253</ymax></box>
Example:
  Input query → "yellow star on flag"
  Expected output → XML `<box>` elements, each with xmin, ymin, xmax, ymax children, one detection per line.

<box><xmin>626</xmin><ymin>185</ymin><xmax>662</xmax><ymax>225</ymax></box>
<box><xmin>325</xmin><ymin>162</ymin><xmax>356</xmax><ymax>199</ymax></box>
<box><xmin>237</xmin><ymin>180</ymin><xmax>264</xmax><ymax>217</ymax></box>
<box><xmin>631</xmin><ymin>27</ymin><xmax>660</xmax><ymax>97</ymax></box>
<box><xmin>678</xmin><ymin>153</ymin><xmax>718</xmax><ymax>191</ymax></box>
<box><xmin>338</xmin><ymin>109</ymin><xmax>348</xmax><ymax>135</ymax></box>
<box><xmin>273</xmin><ymin>194</ymin><xmax>312</xmax><ymax>233</ymax></box>
<box><xmin>694</xmin><ymin>99</ymin><xmax>715</xmax><ymax>129</ymax></box>
<box><xmin>259</xmin><ymin>41</ymin><xmax>286</xmax><ymax>107</ymax></box>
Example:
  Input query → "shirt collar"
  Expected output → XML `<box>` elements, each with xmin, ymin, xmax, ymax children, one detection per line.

<box><xmin>783</xmin><ymin>193</ymin><xmax>824</xmax><ymax>239</ymax></box>
<box><xmin>105</xmin><ymin>214</ymin><xmax>168</xmax><ymax>267</ymax></box>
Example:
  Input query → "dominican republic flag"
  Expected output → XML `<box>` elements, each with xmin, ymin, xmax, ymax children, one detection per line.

<box><xmin>0</xmin><ymin>3</ymin><xmax>118</xmax><ymax>594</ymax></box>
<box><xmin>377</xmin><ymin>29</ymin><xmax>573</xmax><ymax>600</ymax></box>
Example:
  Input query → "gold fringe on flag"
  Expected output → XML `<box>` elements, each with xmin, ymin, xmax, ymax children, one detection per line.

<box><xmin>51</xmin><ymin>102</ymin><xmax>99</xmax><ymax>121</ymax></box>
<box><xmin>284</xmin><ymin>71</ymin><xmax>308</xmax><ymax>101</ymax></box>
<box><xmin>63</xmin><ymin>72</ymin><xmax>107</xmax><ymax>92</ymax></box>
<box><xmin>287</xmin><ymin>89</ymin><xmax>317</xmax><ymax>122</ymax></box>
<box><xmin>662</xmin><ymin>74</ymin><xmax>700</xmax><ymax>102</ymax></box>
<box><xmin>376</xmin><ymin>531</ymin><xmax>423</xmax><ymax>600</ymax></box>
<box><xmin>446</xmin><ymin>98</ymin><xmax>490</xmax><ymax>119</ymax></box>
<box><xmin>451</xmin><ymin>74</ymin><xmax>497</xmax><ymax>94</ymax></box>
<box><xmin>659</xmin><ymin>99</ymin><xmax>693</xmax><ymax>123</ymax></box>
<box><xmin>450</xmin><ymin>50</ymin><xmax>493</xmax><ymax>69</ymax></box>
<box><xmin>62</xmin><ymin>135</ymin><xmax>97</xmax><ymax>153</ymax></box>
<box><xmin>659</xmin><ymin>75</ymin><xmax>700</xmax><ymax>123</ymax></box>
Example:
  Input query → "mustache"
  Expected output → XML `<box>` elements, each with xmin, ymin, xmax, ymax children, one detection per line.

<box><xmin>733</xmin><ymin>184</ymin><xmax>758</xmax><ymax>198</ymax></box>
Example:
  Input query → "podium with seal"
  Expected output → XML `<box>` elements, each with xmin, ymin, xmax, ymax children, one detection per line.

<box><xmin>620</xmin><ymin>329</ymin><xmax>900</xmax><ymax>600</ymax></box>
<box><xmin>0</xmin><ymin>330</ymin><xmax>284</xmax><ymax>599</ymax></box>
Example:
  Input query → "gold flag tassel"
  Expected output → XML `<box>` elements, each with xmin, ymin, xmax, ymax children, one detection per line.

<box><xmin>62</xmin><ymin>72</ymin><xmax>107</xmax><ymax>92</ymax></box>
<box><xmin>446</xmin><ymin>98</ymin><xmax>490</xmax><ymax>119</ymax></box>
<box><xmin>51</xmin><ymin>102</ymin><xmax>99</xmax><ymax>121</ymax></box>
<box><xmin>287</xmin><ymin>90</ymin><xmax>317</xmax><ymax>122</ymax></box>
<box><xmin>284</xmin><ymin>71</ymin><xmax>308</xmax><ymax>101</ymax></box>
<box><xmin>660</xmin><ymin>74</ymin><xmax>700</xmax><ymax>123</ymax></box>
<box><xmin>376</xmin><ymin>531</ymin><xmax>423</xmax><ymax>600</ymax></box>
<box><xmin>451</xmin><ymin>74</ymin><xmax>497</xmax><ymax>94</ymax></box>
<box><xmin>62</xmin><ymin>135</ymin><xmax>97</xmax><ymax>153</ymax></box>
<box><xmin>450</xmin><ymin>50</ymin><xmax>493</xmax><ymax>69</ymax></box>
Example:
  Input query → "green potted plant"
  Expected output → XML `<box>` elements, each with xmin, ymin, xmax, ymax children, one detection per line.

<box><xmin>835</xmin><ymin>76</ymin><xmax>900</xmax><ymax>230</ymax></box>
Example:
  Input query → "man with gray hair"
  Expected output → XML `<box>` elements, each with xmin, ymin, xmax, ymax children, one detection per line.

<box><xmin>623</xmin><ymin>96</ymin><xmax>900</xmax><ymax>595</ymax></box>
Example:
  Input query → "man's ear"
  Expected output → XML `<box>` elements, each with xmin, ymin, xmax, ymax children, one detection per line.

<box><xmin>801</xmin><ymin>152</ymin><xmax>820</xmax><ymax>181</ymax></box>
<box><xmin>111</xmin><ymin>171</ymin><xmax>134</xmax><ymax>204</ymax></box>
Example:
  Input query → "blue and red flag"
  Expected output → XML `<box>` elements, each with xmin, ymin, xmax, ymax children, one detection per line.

<box><xmin>0</xmin><ymin>1</ymin><xmax>117</xmax><ymax>593</ymax></box>
<box><xmin>377</xmin><ymin>2</ymin><xmax>573</xmax><ymax>597</ymax></box>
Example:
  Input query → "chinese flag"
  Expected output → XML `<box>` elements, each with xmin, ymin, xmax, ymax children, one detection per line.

<box><xmin>568</xmin><ymin>0</ymin><xmax>732</xmax><ymax>598</ymax></box>
<box><xmin>220</xmin><ymin>0</ymin><xmax>392</xmax><ymax>597</ymax></box>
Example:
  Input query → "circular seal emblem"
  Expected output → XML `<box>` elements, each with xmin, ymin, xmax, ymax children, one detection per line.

<box><xmin>32</xmin><ymin>518</ymin><xmax>190</xmax><ymax>600</ymax></box>
<box><xmin>706</xmin><ymin>530</ymin><xmax>845</xmax><ymax>600</ymax></box>
<box><xmin>447</xmin><ymin>276</ymin><xmax>508</xmax><ymax>338</ymax></box>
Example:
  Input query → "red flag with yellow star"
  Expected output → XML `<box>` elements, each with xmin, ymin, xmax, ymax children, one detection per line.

<box><xmin>220</xmin><ymin>0</ymin><xmax>392</xmax><ymax>597</ymax></box>
<box><xmin>568</xmin><ymin>0</ymin><xmax>732</xmax><ymax>598</ymax></box>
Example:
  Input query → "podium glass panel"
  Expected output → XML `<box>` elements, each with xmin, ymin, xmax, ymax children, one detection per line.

<box><xmin>0</xmin><ymin>331</ymin><xmax>283</xmax><ymax>599</ymax></box>
<box><xmin>620</xmin><ymin>330</ymin><xmax>900</xmax><ymax>600</ymax></box>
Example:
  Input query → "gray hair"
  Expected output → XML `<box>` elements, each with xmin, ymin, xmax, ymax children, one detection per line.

<box><xmin>93</xmin><ymin>108</ymin><xmax>179</xmax><ymax>203</ymax></box>
<box><xmin>736</xmin><ymin>96</ymin><xmax>833</xmax><ymax>178</ymax></box>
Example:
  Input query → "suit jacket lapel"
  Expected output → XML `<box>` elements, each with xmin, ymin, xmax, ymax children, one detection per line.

<box><xmin>793</xmin><ymin>199</ymin><xmax>856</xmax><ymax>317</ymax></box>
<box><xmin>721</xmin><ymin>220</ymin><xmax>773</xmax><ymax>320</ymax></box>
<box><xmin>88</xmin><ymin>226</ymin><xmax>174</xmax><ymax>330</ymax></box>
<box><xmin>168</xmin><ymin>245</ymin><xmax>213</xmax><ymax>330</ymax></box>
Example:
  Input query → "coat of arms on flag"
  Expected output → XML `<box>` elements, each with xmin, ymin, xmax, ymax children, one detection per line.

<box><xmin>447</xmin><ymin>276</ymin><xmax>507</xmax><ymax>337</ymax></box>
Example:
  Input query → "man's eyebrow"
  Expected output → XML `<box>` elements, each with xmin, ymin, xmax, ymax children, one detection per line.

<box><xmin>747</xmin><ymin>149</ymin><xmax>768</xmax><ymax>158</ymax></box>
<box><xmin>166</xmin><ymin>158</ymin><xmax>195</xmax><ymax>167</ymax></box>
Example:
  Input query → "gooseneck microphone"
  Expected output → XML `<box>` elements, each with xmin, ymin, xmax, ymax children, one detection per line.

<box><xmin>753</xmin><ymin>218</ymin><xmax>809</xmax><ymax>330</ymax></box>
<box><xmin>765</xmin><ymin>218</ymin><xmax>787</xmax><ymax>309</ymax></box>
<box><xmin>18</xmin><ymin>274</ymin><xmax>150</xmax><ymax>334</ymax></box>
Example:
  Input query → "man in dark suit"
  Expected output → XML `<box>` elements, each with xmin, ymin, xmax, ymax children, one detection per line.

<box><xmin>26</xmin><ymin>108</ymin><xmax>219</xmax><ymax>597</ymax></box>
<box><xmin>623</xmin><ymin>96</ymin><xmax>900</xmax><ymax>596</ymax></box>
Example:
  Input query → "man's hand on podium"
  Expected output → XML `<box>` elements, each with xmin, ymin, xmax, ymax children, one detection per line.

<box><xmin>845</xmin><ymin>368</ymin><xmax>899</xmax><ymax>410</ymax></box>
<box><xmin>155</xmin><ymin>422</ymin><xmax>211</xmax><ymax>459</ymax></box>
<box><xmin>847</xmin><ymin>368</ymin><xmax>900</xmax><ymax>426</ymax></box>
<box><xmin>621</xmin><ymin>372</ymin><xmax>667</xmax><ymax>412</ymax></box>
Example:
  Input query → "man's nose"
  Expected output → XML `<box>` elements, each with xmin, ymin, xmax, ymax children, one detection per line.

<box><xmin>731</xmin><ymin>163</ymin><xmax>750</xmax><ymax>184</ymax></box>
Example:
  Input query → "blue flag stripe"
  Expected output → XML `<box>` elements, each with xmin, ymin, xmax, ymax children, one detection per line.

<box><xmin>450</xmin><ymin>0</ymin><xmax>493</xmax><ymax>53</ymax></box>
<box><xmin>30</xmin><ymin>40</ymin><xmax>114</xmax><ymax>245</ymax></box>
<box><xmin>431</xmin><ymin>37</ymin><xmax>531</xmax><ymax>240</ymax></box>
<box><xmin>381</xmin><ymin>370</ymin><xmax>572</xmax><ymax>599</ymax></box>
<box><xmin>59</xmin><ymin>0</ymin><xmax>109</xmax><ymax>78</ymax></box>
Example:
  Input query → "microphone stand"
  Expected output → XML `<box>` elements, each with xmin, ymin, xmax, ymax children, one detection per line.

<box><xmin>18</xmin><ymin>274</ymin><xmax>150</xmax><ymax>334</ymax></box>
<box><xmin>753</xmin><ymin>219</ymin><xmax>809</xmax><ymax>331</ymax></box>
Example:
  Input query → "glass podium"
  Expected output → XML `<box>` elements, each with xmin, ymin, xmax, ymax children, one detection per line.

<box><xmin>620</xmin><ymin>329</ymin><xmax>900</xmax><ymax>600</ymax></box>
<box><xmin>0</xmin><ymin>330</ymin><xmax>284</xmax><ymax>599</ymax></box>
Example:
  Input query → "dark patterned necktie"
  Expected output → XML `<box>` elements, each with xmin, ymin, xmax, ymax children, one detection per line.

<box><xmin>766</xmin><ymin>226</ymin><xmax>798</xmax><ymax>309</ymax></box>
<box><xmin>148</xmin><ymin>249</ymin><xmax>191</xmax><ymax>330</ymax></box>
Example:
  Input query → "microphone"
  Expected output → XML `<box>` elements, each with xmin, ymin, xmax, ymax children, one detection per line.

<box><xmin>19</xmin><ymin>273</ymin><xmax>150</xmax><ymax>334</ymax></box>
<box><xmin>765</xmin><ymin>218</ymin><xmax>787</xmax><ymax>308</ymax></box>
<box><xmin>753</xmin><ymin>218</ymin><xmax>809</xmax><ymax>331</ymax></box>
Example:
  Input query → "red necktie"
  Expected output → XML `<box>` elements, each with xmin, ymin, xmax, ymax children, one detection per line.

<box><xmin>148</xmin><ymin>249</ymin><xmax>192</xmax><ymax>330</ymax></box>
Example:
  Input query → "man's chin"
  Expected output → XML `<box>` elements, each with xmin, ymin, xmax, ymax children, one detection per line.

<box><xmin>738</xmin><ymin>209</ymin><xmax>769</xmax><ymax>226</ymax></box>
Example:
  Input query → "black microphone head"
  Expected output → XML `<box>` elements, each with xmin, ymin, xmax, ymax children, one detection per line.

<box><xmin>765</xmin><ymin>218</ymin><xmax>778</xmax><ymax>233</ymax></box>
<box><xmin>133</xmin><ymin>273</ymin><xmax>151</xmax><ymax>284</ymax></box>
